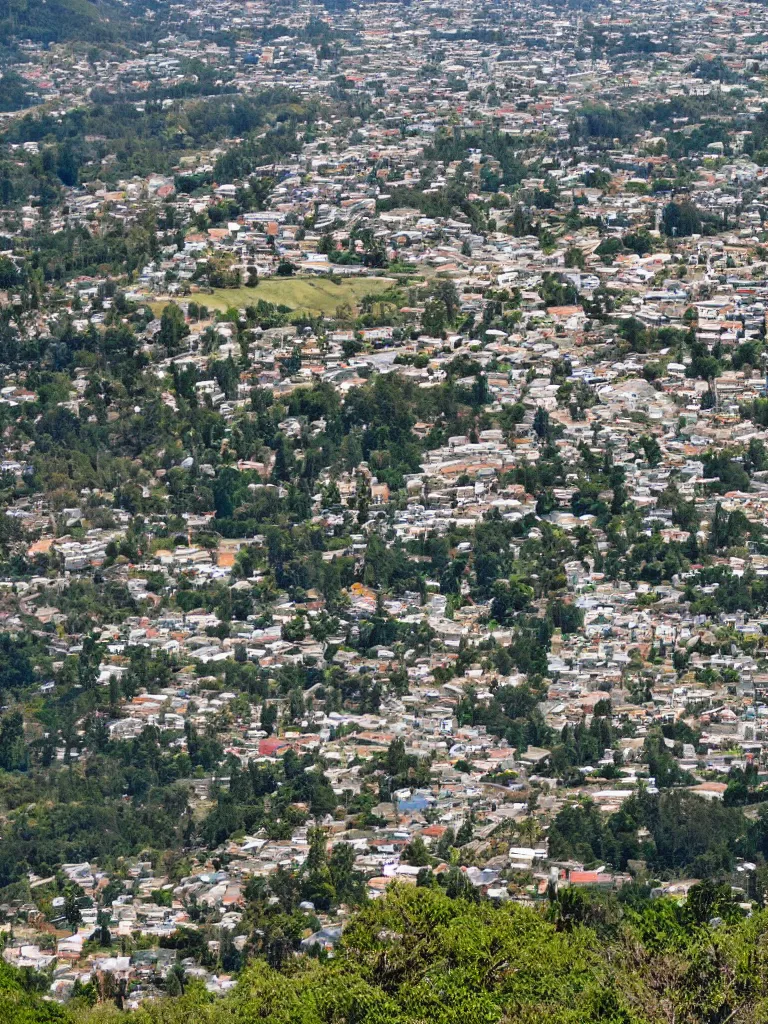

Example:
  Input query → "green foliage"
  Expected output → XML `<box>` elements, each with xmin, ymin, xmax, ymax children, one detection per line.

<box><xmin>0</xmin><ymin>0</ymin><xmax>125</xmax><ymax>45</ymax></box>
<box><xmin>0</xmin><ymin>72</ymin><xmax>39</xmax><ymax>113</ymax></box>
<box><xmin>549</xmin><ymin>790</ymin><xmax>750</xmax><ymax>876</ymax></box>
<box><xmin>67</xmin><ymin>884</ymin><xmax>768</xmax><ymax>1024</ymax></box>
<box><xmin>0</xmin><ymin>958</ymin><xmax>68</xmax><ymax>1024</ymax></box>
<box><xmin>662</xmin><ymin>200</ymin><xmax>702</xmax><ymax>237</ymax></box>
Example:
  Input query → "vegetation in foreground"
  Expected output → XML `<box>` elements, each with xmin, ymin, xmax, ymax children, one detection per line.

<box><xmin>7</xmin><ymin>883</ymin><xmax>768</xmax><ymax>1024</ymax></box>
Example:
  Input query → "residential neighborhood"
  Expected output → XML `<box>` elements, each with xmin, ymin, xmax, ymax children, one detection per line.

<box><xmin>4</xmin><ymin>0</ymin><xmax>768</xmax><ymax>1012</ymax></box>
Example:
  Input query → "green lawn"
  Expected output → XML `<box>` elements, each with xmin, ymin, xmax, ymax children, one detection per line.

<box><xmin>150</xmin><ymin>276</ymin><xmax>397</xmax><ymax>317</ymax></box>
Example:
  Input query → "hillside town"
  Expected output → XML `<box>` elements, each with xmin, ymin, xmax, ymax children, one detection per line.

<box><xmin>4</xmin><ymin>0</ymin><xmax>768</xmax><ymax>1012</ymax></box>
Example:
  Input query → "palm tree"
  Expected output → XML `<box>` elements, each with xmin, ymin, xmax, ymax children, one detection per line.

<box><xmin>518</xmin><ymin>815</ymin><xmax>542</xmax><ymax>848</ymax></box>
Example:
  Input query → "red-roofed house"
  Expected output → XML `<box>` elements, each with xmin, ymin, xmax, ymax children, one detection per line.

<box><xmin>258</xmin><ymin>737</ymin><xmax>290</xmax><ymax>757</ymax></box>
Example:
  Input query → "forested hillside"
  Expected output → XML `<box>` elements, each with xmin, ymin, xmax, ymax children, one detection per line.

<box><xmin>0</xmin><ymin>0</ymin><xmax>132</xmax><ymax>45</ymax></box>
<box><xmin>6</xmin><ymin>885</ymin><xmax>768</xmax><ymax>1024</ymax></box>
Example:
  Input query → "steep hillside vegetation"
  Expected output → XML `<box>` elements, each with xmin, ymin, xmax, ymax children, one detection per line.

<box><xmin>0</xmin><ymin>0</ymin><xmax>127</xmax><ymax>44</ymax></box>
<box><xmin>8</xmin><ymin>885</ymin><xmax>768</xmax><ymax>1024</ymax></box>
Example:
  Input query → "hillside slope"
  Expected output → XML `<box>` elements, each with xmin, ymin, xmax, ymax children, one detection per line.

<box><xmin>0</xmin><ymin>0</ymin><xmax>126</xmax><ymax>44</ymax></box>
<box><xmin>6</xmin><ymin>884</ymin><xmax>765</xmax><ymax>1024</ymax></box>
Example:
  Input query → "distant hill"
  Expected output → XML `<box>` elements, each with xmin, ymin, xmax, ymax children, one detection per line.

<box><xmin>0</xmin><ymin>0</ymin><xmax>125</xmax><ymax>44</ymax></box>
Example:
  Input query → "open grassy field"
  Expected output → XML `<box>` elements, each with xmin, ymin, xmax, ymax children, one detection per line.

<box><xmin>150</xmin><ymin>276</ymin><xmax>397</xmax><ymax>317</ymax></box>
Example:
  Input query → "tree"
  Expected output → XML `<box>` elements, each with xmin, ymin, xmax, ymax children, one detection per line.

<box><xmin>158</xmin><ymin>302</ymin><xmax>189</xmax><ymax>356</ymax></box>
<box><xmin>644</xmin><ymin>729</ymin><xmax>689</xmax><ymax>789</ymax></box>
<box><xmin>29</xmin><ymin>881</ymin><xmax>768</xmax><ymax>1023</ymax></box>
<box><xmin>444</xmin><ymin>864</ymin><xmax>478</xmax><ymax>899</ymax></box>
<box><xmin>282</xmin><ymin>616</ymin><xmax>306</xmax><ymax>643</ymax></box>
<box><xmin>57</xmin><ymin>143</ymin><xmax>80</xmax><ymax>187</ymax></box>
<box><xmin>303</xmin><ymin>826</ymin><xmax>336</xmax><ymax>911</ymax></box>
<box><xmin>402</xmin><ymin>836</ymin><xmax>431</xmax><ymax>866</ymax></box>
<box><xmin>165</xmin><ymin>969</ymin><xmax>183</xmax><ymax>997</ymax></box>
<box><xmin>685</xmin><ymin>879</ymin><xmax>742</xmax><ymax>925</ymax></box>
<box><xmin>0</xmin><ymin>257</ymin><xmax>18</xmax><ymax>289</ymax></box>
<box><xmin>430</xmin><ymin>279</ymin><xmax>460</xmax><ymax>321</ymax></box>
<box><xmin>272</xmin><ymin>436</ymin><xmax>296</xmax><ymax>482</ymax></box>
<box><xmin>638</xmin><ymin>434</ymin><xmax>662</xmax><ymax>467</ymax></box>
<box><xmin>454</xmin><ymin>818</ymin><xmax>474</xmax><ymax>847</ymax></box>
<box><xmin>548</xmin><ymin>600</ymin><xmax>584</xmax><ymax>634</ymax></box>
<box><xmin>97</xmin><ymin>910</ymin><xmax>112</xmax><ymax>947</ymax></box>
<box><xmin>64</xmin><ymin>885</ymin><xmax>82</xmax><ymax>930</ymax></box>
<box><xmin>0</xmin><ymin>711</ymin><xmax>27</xmax><ymax>771</ymax></box>
<box><xmin>548</xmin><ymin>886</ymin><xmax>594</xmax><ymax>932</ymax></box>
<box><xmin>422</xmin><ymin>297</ymin><xmax>447</xmax><ymax>336</ymax></box>
<box><xmin>329</xmin><ymin>843</ymin><xmax>365</xmax><ymax>905</ymax></box>
<box><xmin>533</xmin><ymin>407</ymin><xmax>550</xmax><ymax>439</ymax></box>
<box><xmin>491</xmin><ymin>577</ymin><xmax>534</xmax><ymax>623</ymax></box>
<box><xmin>663</xmin><ymin>200</ymin><xmax>702</xmax><ymax>237</ymax></box>
<box><xmin>436</xmin><ymin>827</ymin><xmax>456</xmax><ymax>860</ymax></box>
<box><xmin>261</xmin><ymin>703</ymin><xmax>277</xmax><ymax>736</ymax></box>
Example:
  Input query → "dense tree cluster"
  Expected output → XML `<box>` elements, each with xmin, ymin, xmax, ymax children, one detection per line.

<box><xmin>9</xmin><ymin>885</ymin><xmax>768</xmax><ymax>1024</ymax></box>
